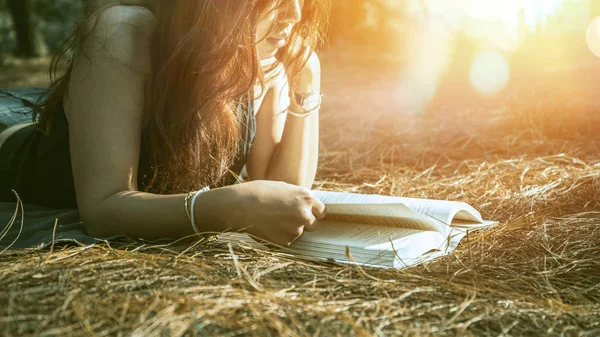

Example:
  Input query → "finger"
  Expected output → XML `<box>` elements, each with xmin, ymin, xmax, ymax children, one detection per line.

<box><xmin>287</xmin><ymin>223</ymin><xmax>308</xmax><ymax>246</ymax></box>
<box><xmin>304</xmin><ymin>219</ymin><xmax>320</xmax><ymax>232</ymax></box>
<box><xmin>302</xmin><ymin>212</ymin><xmax>318</xmax><ymax>232</ymax></box>
<box><xmin>311</xmin><ymin>198</ymin><xmax>327</xmax><ymax>220</ymax></box>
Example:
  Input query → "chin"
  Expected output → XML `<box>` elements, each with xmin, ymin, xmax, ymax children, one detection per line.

<box><xmin>258</xmin><ymin>49</ymin><xmax>278</xmax><ymax>60</ymax></box>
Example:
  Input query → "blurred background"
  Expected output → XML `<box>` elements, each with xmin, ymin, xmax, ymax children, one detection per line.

<box><xmin>1</xmin><ymin>0</ymin><xmax>599</xmax><ymax>151</ymax></box>
<box><xmin>327</xmin><ymin>0</ymin><xmax>600</xmax><ymax>113</ymax></box>
<box><xmin>323</xmin><ymin>0</ymin><xmax>600</xmax><ymax>147</ymax></box>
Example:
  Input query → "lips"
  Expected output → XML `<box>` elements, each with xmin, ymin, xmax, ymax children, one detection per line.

<box><xmin>268</xmin><ymin>32</ymin><xmax>290</xmax><ymax>48</ymax></box>
<box><xmin>268</xmin><ymin>37</ymin><xmax>287</xmax><ymax>48</ymax></box>
<box><xmin>271</xmin><ymin>32</ymin><xmax>290</xmax><ymax>40</ymax></box>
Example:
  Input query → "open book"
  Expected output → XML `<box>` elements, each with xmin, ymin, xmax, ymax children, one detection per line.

<box><xmin>221</xmin><ymin>191</ymin><xmax>497</xmax><ymax>269</ymax></box>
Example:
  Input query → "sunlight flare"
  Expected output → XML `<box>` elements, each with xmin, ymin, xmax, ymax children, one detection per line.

<box><xmin>423</xmin><ymin>0</ymin><xmax>565</xmax><ymax>32</ymax></box>
<box><xmin>470</xmin><ymin>50</ymin><xmax>510</xmax><ymax>95</ymax></box>
<box><xmin>396</xmin><ymin>29</ymin><xmax>456</xmax><ymax>115</ymax></box>
<box><xmin>587</xmin><ymin>16</ymin><xmax>600</xmax><ymax>58</ymax></box>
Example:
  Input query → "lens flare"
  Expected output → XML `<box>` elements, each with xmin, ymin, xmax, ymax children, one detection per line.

<box><xmin>587</xmin><ymin>16</ymin><xmax>600</xmax><ymax>58</ymax></box>
<box><xmin>396</xmin><ymin>29</ymin><xmax>456</xmax><ymax>115</ymax></box>
<box><xmin>421</xmin><ymin>0</ymin><xmax>565</xmax><ymax>33</ymax></box>
<box><xmin>470</xmin><ymin>50</ymin><xmax>510</xmax><ymax>96</ymax></box>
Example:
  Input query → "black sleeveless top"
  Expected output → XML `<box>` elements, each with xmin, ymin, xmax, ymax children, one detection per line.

<box><xmin>0</xmin><ymin>88</ymin><xmax>256</xmax><ymax>208</ymax></box>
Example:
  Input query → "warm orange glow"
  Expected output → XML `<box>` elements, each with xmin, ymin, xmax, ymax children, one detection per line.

<box><xmin>422</xmin><ymin>0</ymin><xmax>565</xmax><ymax>32</ymax></box>
<box><xmin>388</xmin><ymin>0</ymin><xmax>593</xmax><ymax>112</ymax></box>
<box><xmin>470</xmin><ymin>50</ymin><xmax>510</xmax><ymax>96</ymax></box>
<box><xmin>396</xmin><ymin>29</ymin><xmax>456</xmax><ymax>115</ymax></box>
<box><xmin>587</xmin><ymin>16</ymin><xmax>600</xmax><ymax>57</ymax></box>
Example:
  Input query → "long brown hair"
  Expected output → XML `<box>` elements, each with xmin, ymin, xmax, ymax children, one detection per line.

<box><xmin>34</xmin><ymin>0</ymin><xmax>330</xmax><ymax>193</ymax></box>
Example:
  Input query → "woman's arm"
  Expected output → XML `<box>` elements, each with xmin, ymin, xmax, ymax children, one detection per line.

<box><xmin>67</xmin><ymin>6</ymin><xmax>211</xmax><ymax>240</ymax></box>
<box><xmin>66</xmin><ymin>6</ymin><xmax>325</xmax><ymax>244</ymax></box>
<box><xmin>246</xmin><ymin>53</ymin><xmax>321</xmax><ymax>188</ymax></box>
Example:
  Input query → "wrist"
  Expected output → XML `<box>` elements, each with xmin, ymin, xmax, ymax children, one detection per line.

<box><xmin>198</xmin><ymin>185</ymin><xmax>251</xmax><ymax>232</ymax></box>
<box><xmin>191</xmin><ymin>187</ymin><xmax>234</xmax><ymax>233</ymax></box>
<box><xmin>287</xmin><ymin>91</ymin><xmax>323</xmax><ymax>118</ymax></box>
<box><xmin>288</xmin><ymin>100</ymin><xmax>305</xmax><ymax>113</ymax></box>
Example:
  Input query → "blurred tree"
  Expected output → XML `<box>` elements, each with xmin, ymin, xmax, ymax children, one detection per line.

<box><xmin>32</xmin><ymin>0</ymin><xmax>84</xmax><ymax>52</ymax></box>
<box><xmin>328</xmin><ymin>0</ymin><xmax>410</xmax><ymax>53</ymax></box>
<box><xmin>328</xmin><ymin>1</ymin><xmax>366</xmax><ymax>44</ymax></box>
<box><xmin>6</xmin><ymin>0</ymin><xmax>48</xmax><ymax>57</ymax></box>
<box><xmin>329</xmin><ymin>0</ymin><xmax>406</xmax><ymax>49</ymax></box>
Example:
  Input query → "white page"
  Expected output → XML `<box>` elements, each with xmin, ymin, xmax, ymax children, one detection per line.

<box><xmin>219</xmin><ymin>230</ymin><xmax>454</xmax><ymax>270</ymax></box>
<box><xmin>217</xmin><ymin>232</ymin><xmax>398</xmax><ymax>266</ymax></box>
<box><xmin>325</xmin><ymin>203</ymin><xmax>441</xmax><ymax>232</ymax></box>
<box><xmin>289</xmin><ymin>239</ymin><xmax>436</xmax><ymax>268</ymax></box>
<box><xmin>297</xmin><ymin>221</ymin><xmax>444</xmax><ymax>258</ymax></box>
<box><xmin>313</xmin><ymin>190</ymin><xmax>484</xmax><ymax>226</ymax></box>
<box><xmin>217</xmin><ymin>231</ymin><xmax>398</xmax><ymax>258</ymax></box>
<box><xmin>451</xmin><ymin>219</ymin><xmax>498</xmax><ymax>229</ymax></box>
<box><xmin>289</xmin><ymin>244</ymin><xmax>395</xmax><ymax>260</ymax></box>
<box><xmin>299</xmin><ymin>220</ymin><xmax>421</xmax><ymax>247</ymax></box>
<box><xmin>289</xmin><ymin>247</ymin><xmax>397</xmax><ymax>267</ymax></box>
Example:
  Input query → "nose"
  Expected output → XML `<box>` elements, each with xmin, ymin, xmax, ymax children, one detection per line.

<box><xmin>280</xmin><ymin>0</ymin><xmax>302</xmax><ymax>25</ymax></box>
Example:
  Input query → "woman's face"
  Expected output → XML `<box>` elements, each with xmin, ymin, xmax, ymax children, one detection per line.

<box><xmin>256</xmin><ymin>0</ymin><xmax>304</xmax><ymax>60</ymax></box>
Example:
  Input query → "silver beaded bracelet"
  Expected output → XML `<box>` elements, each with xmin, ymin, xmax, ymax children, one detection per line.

<box><xmin>286</xmin><ymin>105</ymin><xmax>321</xmax><ymax>118</ymax></box>
<box><xmin>190</xmin><ymin>186</ymin><xmax>211</xmax><ymax>235</ymax></box>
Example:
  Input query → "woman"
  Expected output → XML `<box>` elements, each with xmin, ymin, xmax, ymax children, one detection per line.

<box><xmin>0</xmin><ymin>0</ymin><xmax>330</xmax><ymax>247</ymax></box>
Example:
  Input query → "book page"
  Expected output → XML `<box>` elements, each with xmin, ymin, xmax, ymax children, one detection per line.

<box><xmin>451</xmin><ymin>219</ymin><xmax>498</xmax><ymax>229</ymax></box>
<box><xmin>286</xmin><ymin>245</ymin><xmax>397</xmax><ymax>267</ymax></box>
<box><xmin>300</xmin><ymin>220</ymin><xmax>419</xmax><ymax>247</ymax></box>
<box><xmin>296</xmin><ymin>222</ymin><xmax>444</xmax><ymax>265</ymax></box>
<box><xmin>313</xmin><ymin>190</ymin><xmax>484</xmax><ymax>227</ymax></box>
<box><xmin>217</xmin><ymin>224</ymin><xmax>462</xmax><ymax>270</ymax></box>
<box><xmin>298</xmin><ymin>220</ymin><xmax>444</xmax><ymax>253</ymax></box>
<box><xmin>324</xmin><ymin>203</ymin><xmax>441</xmax><ymax>232</ymax></box>
<box><xmin>218</xmin><ymin>232</ymin><xmax>398</xmax><ymax>267</ymax></box>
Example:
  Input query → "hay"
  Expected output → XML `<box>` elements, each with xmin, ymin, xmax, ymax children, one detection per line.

<box><xmin>1</xmin><ymin>52</ymin><xmax>600</xmax><ymax>336</ymax></box>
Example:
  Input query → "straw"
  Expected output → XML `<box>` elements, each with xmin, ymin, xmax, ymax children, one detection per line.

<box><xmin>1</xmin><ymin>53</ymin><xmax>599</xmax><ymax>337</ymax></box>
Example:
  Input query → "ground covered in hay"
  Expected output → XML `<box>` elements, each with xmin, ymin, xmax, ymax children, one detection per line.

<box><xmin>1</xmin><ymin>50</ymin><xmax>599</xmax><ymax>336</ymax></box>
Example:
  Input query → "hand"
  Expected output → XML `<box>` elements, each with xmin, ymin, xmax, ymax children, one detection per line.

<box><xmin>291</xmin><ymin>53</ymin><xmax>321</xmax><ymax>96</ymax></box>
<box><xmin>224</xmin><ymin>180</ymin><xmax>326</xmax><ymax>247</ymax></box>
<box><xmin>289</xmin><ymin>53</ymin><xmax>321</xmax><ymax>112</ymax></box>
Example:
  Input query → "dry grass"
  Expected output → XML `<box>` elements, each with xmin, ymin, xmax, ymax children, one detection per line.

<box><xmin>1</xmin><ymin>49</ymin><xmax>599</xmax><ymax>336</ymax></box>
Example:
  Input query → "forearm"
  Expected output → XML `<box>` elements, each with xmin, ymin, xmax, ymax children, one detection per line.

<box><xmin>265</xmin><ymin>112</ymin><xmax>319</xmax><ymax>188</ymax></box>
<box><xmin>250</xmin><ymin>52</ymin><xmax>322</xmax><ymax>188</ymax></box>
<box><xmin>84</xmin><ymin>186</ymin><xmax>237</xmax><ymax>240</ymax></box>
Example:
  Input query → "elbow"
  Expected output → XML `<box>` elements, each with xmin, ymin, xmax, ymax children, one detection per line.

<box><xmin>79</xmin><ymin>193</ymin><xmax>122</xmax><ymax>238</ymax></box>
<box><xmin>80</xmin><ymin>204</ymin><xmax>111</xmax><ymax>238</ymax></box>
<box><xmin>80</xmin><ymin>209</ymin><xmax>105</xmax><ymax>238</ymax></box>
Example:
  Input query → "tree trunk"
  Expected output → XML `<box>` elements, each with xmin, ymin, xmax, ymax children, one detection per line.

<box><xmin>6</xmin><ymin>0</ymin><xmax>48</xmax><ymax>58</ymax></box>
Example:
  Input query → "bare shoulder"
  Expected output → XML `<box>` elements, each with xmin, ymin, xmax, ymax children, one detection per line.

<box><xmin>80</xmin><ymin>5</ymin><xmax>157</xmax><ymax>74</ymax></box>
<box><xmin>93</xmin><ymin>5</ymin><xmax>156</xmax><ymax>35</ymax></box>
